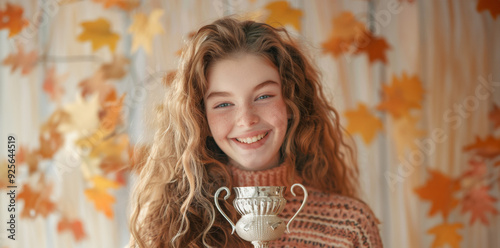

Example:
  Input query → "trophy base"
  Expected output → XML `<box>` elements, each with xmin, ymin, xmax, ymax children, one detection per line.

<box><xmin>251</xmin><ymin>241</ymin><xmax>269</xmax><ymax>248</ymax></box>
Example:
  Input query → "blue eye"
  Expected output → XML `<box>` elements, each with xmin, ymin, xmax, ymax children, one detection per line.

<box><xmin>257</xmin><ymin>95</ymin><xmax>271</xmax><ymax>100</ymax></box>
<box><xmin>215</xmin><ymin>103</ymin><xmax>231</xmax><ymax>108</ymax></box>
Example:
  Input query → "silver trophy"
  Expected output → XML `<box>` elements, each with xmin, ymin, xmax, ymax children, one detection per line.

<box><xmin>214</xmin><ymin>184</ymin><xmax>308</xmax><ymax>248</ymax></box>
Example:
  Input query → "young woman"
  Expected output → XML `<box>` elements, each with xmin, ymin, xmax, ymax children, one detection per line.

<box><xmin>128</xmin><ymin>17</ymin><xmax>383</xmax><ymax>248</ymax></box>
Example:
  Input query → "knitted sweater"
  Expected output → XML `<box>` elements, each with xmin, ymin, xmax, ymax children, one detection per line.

<box><xmin>230</xmin><ymin>164</ymin><xmax>383</xmax><ymax>248</ymax></box>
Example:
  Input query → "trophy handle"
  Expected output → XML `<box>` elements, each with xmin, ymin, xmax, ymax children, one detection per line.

<box><xmin>286</xmin><ymin>183</ymin><xmax>308</xmax><ymax>233</ymax></box>
<box><xmin>214</xmin><ymin>186</ymin><xmax>236</xmax><ymax>234</ymax></box>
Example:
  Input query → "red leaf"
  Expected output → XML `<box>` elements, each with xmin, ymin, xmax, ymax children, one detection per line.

<box><xmin>477</xmin><ymin>0</ymin><xmax>500</xmax><ymax>19</ymax></box>
<box><xmin>461</xmin><ymin>186</ymin><xmax>499</xmax><ymax>225</ymax></box>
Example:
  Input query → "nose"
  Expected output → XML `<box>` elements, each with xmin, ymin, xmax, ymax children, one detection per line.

<box><xmin>236</xmin><ymin>105</ymin><xmax>260</xmax><ymax>127</ymax></box>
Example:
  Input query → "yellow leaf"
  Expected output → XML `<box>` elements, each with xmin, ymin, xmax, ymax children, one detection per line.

<box><xmin>392</xmin><ymin>114</ymin><xmax>426</xmax><ymax>156</ymax></box>
<box><xmin>344</xmin><ymin>103</ymin><xmax>383</xmax><ymax>144</ymax></box>
<box><xmin>428</xmin><ymin>222</ymin><xmax>463</xmax><ymax>248</ymax></box>
<box><xmin>58</xmin><ymin>94</ymin><xmax>100</xmax><ymax>133</ymax></box>
<box><xmin>264</xmin><ymin>1</ymin><xmax>303</xmax><ymax>31</ymax></box>
<box><xmin>330</xmin><ymin>11</ymin><xmax>367</xmax><ymax>41</ymax></box>
<box><xmin>84</xmin><ymin>176</ymin><xmax>120</xmax><ymax>218</ymax></box>
<box><xmin>128</xmin><ymin>9</ymin><xmax>164</xmax><ymax>54</ymax></box>
<box><xmin>77</xmin><ymin>18</ymin><xmax>120</xmax><ymax>52</ymax></box>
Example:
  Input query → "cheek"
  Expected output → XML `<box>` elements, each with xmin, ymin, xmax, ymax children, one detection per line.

<box><xmin>207</xmin><ymin>112</ymin><xmax>230</xmax><ymax>139</ymax></box>
<box><xmin>266</xmin><ymin>101</ymin><xmax>289</xmax><ymax>128</ymax></box>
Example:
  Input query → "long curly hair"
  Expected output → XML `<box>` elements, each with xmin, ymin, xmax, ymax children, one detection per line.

<box><xmin>129</xmin><ymin>17</ymin><xmax>359</xmax><ymax>247</ymax></box>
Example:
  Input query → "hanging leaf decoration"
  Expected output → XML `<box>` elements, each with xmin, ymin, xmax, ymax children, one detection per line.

<box><xmin>43</xmin><ymin>67</ymin><xmax>68</xmax><ymax>103</ymax></box>
<box><xmin>463</xmin><ymin>135</ymin><xmax>500</xmax><ymax>159</ymax></box>
<box><xmin>2</xmin><ymin>43</ymin><xmax>38</xmax><ymax>75</ymax></box>
<box><xmin>489</xmin><ymin>104</ymin><xmax>500</xmax><ymax>129</ymax></box>
<box><xmin>322</xmin><ymin>12</ymin><xmax>367</xmax><ymax>58</ymax></box>
<box><xmin>92</xmin><ymin>0</ymin><xmax>140</xmax><ymax>11</ymax></box>
<box><xmin>377</xmin><ymin>72</ymin><xmax>425</xmax><ymax>118</ymax></box>
<box><xmin>128</xmin><ymin>9</ymin><xmax>164</xmax><ymax>54</ymax></box>
<box><xmin>0</xmin><ymin>3</ymin><xmax>28</xmax><ymax>37</ymax></box>
<box><xmin>461</xmin><ymin>185</ymin><xmax>499</xmax><ymax>225</ymax></box>
<box><xmin>17</xmin><ymin>183</ymin><xmax>56</xmax><ymax>218</ymax></box>
<box><xmin>428</xmin><ymin>222</ymin><xmax>464</xmax><ymax>248</ymax></box>
<box><xmin>264</xmin><ymin>1</ymin><xmax>303</xmax><ymax>31</ymax></box>
<box><xmin>477</xmin><ymin>0</ymin><xmax>500</xmax><ymax>19</ymax></box>
<box><xmin>84</xmin><ymin>176</ymin><xmax>121</xmax><ymax>218</ymax></box>
<box><xmin>354</xmin><ymin>32</ymin><xmax>391</xmax><ymax>64</ymax></box>
<box><xmin>344</xmin><ymin>103</ymin><xmax>383</xmax><ymax>144</ymax></box>
<box><xmin>414</xmin><ymin>169</ymin><xmax>461</xmax><ymax>219</ymax></box>
<box><xmin>57</xmin><ymin>218</ymin><xmax>87</xmax><ymax>242</ymax></box>
<box><xmin>77</xmin><ymin>18</ymin><xmax>120</xmax><ymax>52</ymax></box>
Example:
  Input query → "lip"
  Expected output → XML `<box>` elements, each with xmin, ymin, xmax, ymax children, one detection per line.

<box><xmin>231</xmin><ymin>130</ymin><xmax>270</xmax><ymax>150</ymax></box>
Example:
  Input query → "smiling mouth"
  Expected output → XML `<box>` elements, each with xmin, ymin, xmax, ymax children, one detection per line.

<box><xmin>235</xmin><ymin>132</ymin><xmax>269</xmax><ymax>144</ymax></box>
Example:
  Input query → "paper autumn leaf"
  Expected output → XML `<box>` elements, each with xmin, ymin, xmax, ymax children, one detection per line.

<box><xmin>43</xmin><ymin>67</ymin><xmax>68</xmax><ymax>103</ymax></box>
<box><xmin>461</xmin><ymin>185</ymin><xmax>499</xmax><ymax>225</ymax></box>
<box><xmin>77</xmin><ymin>18</ymin><xmax>120</xmax><ymax>52</ymax></box>
<box><xmin>477</xmin><ymin>0</ymin><xmax>500</xmax><ymax>19</ymax></box>
<box><xmin>461</xmin><ymin>158</ymin><xmax>487</xmax><ymax>180</ymax></box>
<box><xmin>92</xmin><ymin>0</ymin><xmax>140</xmax><ymax>11</ymax></box>
<box><xmin>392</xmin><ymin>114</ymin><xmax>425</xmax><ymax>156</ymax></box>
<box><xmin>39</xmin><ymin>109</ymin><xmax>69</xmax><ymax>159</ymax></box>
<box><xmin>354</xmin><ymin>33</ymin><xmax>390</xmax><ymax>64</ymax></box>
<box><xmin>24</xmin><ymin>148</ymin><xmax>40</xmax><ymax>174</ymax></box>
<box><xmin>463</xmin><ymin>135</ymin><xmax>500</xmax><ymax>159</ymax></box>
<box><xmin>0</xmin><ymin>3</ymin><xmax>28</xmax><ymax>37</ymax></box>
<box><xmin>344</xmin><ymin>103</ymin><xmax>383</xmax><ymax>144</ymax></box>
<box><xmin>321</xmin><ymin>12</ymin><xmax>368</xmax><ymax>58</ymax></box>
<box><xmin>264</xmin><ymin>1</ymin><xmax>303</xmax><ymax>31</ymax></box>
<box><xmin>78</xmin><ymin>69</ymin><xmax>114</xmax><ymax>103</ymax></box>
<box><xmin>2</xmin><ymin>43</ymin><xmax>38</xmax><ymax>75</ymax></box>
<box><xmin>489</xmin><ymin>104</ymin><xmax>500</xmax><ymax>129</ymax></box>
<box><xmin>101</xmin><ymin>54</ymin><xmax>130</xmax><ymax>80</ymax></box>
<box><xmin>428</xmin><ymin>222</ymin><xmax>463</xmax><ymax>248</ymax></box>
<box><xmin>57</xmin><ymin>218</ymin><xmax>86</xmax><ymax>241</ymax></box>
<box><xmin>100</xmin><ymin>93</ymin><xmax>125</xmax><ymax>132</ymax></box>
<box><xmin>128</xmin><ymin>9</ymin><xmax>164</xmax><ymax>54</ymax></box>
<box><xmin>17</xmin><ymin>184</ymin><xmax>56</xmax><ymax>218</ymax></box>
<box><xmin>377</xmin><ymin>72</ymin><xmax>425</xmax><ymax>118</ymax></box>
<box><xmin>414</xmin><ymin>169</ymin><xmax>461</xmax><ymax>219</ymax></box>
<box><xmin>58</xmin><ymin>94</ymin><xmax>100</xmax><ymax>133</ymax></box>
<box><xmin>84</xmin><ymin>176</ymin><xmax>120</xmax><ymax>218</ymax></box>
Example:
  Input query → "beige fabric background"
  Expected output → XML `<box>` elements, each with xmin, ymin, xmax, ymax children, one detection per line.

<box><xmin>0</xmin><ymin>0</ymin><xmax>499</xmax><ymax>247</ymax></box>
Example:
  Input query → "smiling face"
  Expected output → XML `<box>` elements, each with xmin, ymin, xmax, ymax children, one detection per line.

<box><xmin>204</xmin><ymin>53</ymin><xmax>289</xmax><ymax>171</ymax></box>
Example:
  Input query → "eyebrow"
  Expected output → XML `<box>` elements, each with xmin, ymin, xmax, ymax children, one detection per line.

<box><xmin>205</xmin><ymin>80</ymin><xmax>279</xmax><ymax>101</ymax></box>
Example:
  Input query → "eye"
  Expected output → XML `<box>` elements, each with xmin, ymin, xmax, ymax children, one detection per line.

<box><xmin>256</xmin><ymin>95</ymin><xmax>272</xmax><ymax>101</ymax></box>
<box><xmin>215</xmin><ymin>103</ymin><xmax>232</xmax><ymax>109</ymax></box>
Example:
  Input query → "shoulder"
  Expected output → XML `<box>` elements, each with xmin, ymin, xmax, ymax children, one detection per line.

<box><xmin>283</xmin><ymin>187</ymin><xmax>383</xmax><ymax>248</ymax></box>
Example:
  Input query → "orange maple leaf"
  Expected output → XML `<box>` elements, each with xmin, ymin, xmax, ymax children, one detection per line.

<box><xmin>42</xmin><ymin>67</ymin><xmax>68</xmax><ymax>103</ymax></box>
<box><xmin>477</xmin><ymin>0</ymin><xmax>500</xmax><ymax>19</ymax></box>
<box><xmin>2</xmin><ymin>43</ymin><xmax>38</xmax><ymax>75</ymax></box>
<box><xmin>461</xmin><ymin>185</ymin><xmax>498</xmax><ymax>225</ymax></box>
<box><xmin>354</xmin><ymin>33</ymin><xmax>391</xmax><ymax>64</ymax></box>
<box><xmin>392</xmin><ymin>113</ymin><xmax>426</xmax><ymax>156</ymax></box>
<box><xmin>463</xmin><ymin>135</ymin><xmax>500</xmax><ymax>159</ymax></box>
<box><xmin>377</xmin><ymin>72</ymin><xmax>425</xmax><ymax>118</ymax></box>
<box><xmin>17</xmin><ymin>184</ymin><xmax>56</xmax><ymax>218</ymax></box>
<box><xmin>0</xmin><ymin>3</ymin><xmax>28</xmax><ymax>37</ymax></box>
<box><xmin>100</xmin><ymin>92</ymin><xmax>125</xmax><ymax>132</ymax></box>
<box><xmin>38</xmin><ymin>110</ymin><xmax>69</xmax><ymax>159</ymax></box>
<box><xmin>427</xmin><ymin>222</ymin><xmax>463</xmax><ymax>248</ymax></box>
<box><xmin>264</xmin><ymin>1</ymin><xmax>303</xmax><ymax>31</ymax></box>
<box><xmin>321</xmin><ymin>12</ymin><xmax>368</xmax><ymax>58</ymax></box>
<box><xmin>414</xmin><ymin>169</ymin><xmax>461</xmax><ymax>219</ymax></box>
<box><xmin>84</xmin><ymin>176</ymin><xmax>120</xmax><ymax>218</ymax></box>
<box><xmin>92</xmin><ymin>0</ymin><xmax>140</xmax><ymax>11</ymax></box>
<box><xmin>77</xmin><ymin>18</ymin><xmax>120</xmax><ymax>51</ymax></box>
<box><xmin>57</xmin><ymin>218</ymin><xmax>87</xmax><ymax>241</ymax></box>
<box><xmin>344</xmin><ymin>103</ymin><xmax>383</xmax><ymax>144</ymax></box>
<box><xmin>23</xmin><ymin>148</ymin><xmax>40</xmax><ymax>174</ymax></box>
<box><xmin>489</xmin><ymin>104</ymin><xmax>500</xmax><ymax>129</ymax></box>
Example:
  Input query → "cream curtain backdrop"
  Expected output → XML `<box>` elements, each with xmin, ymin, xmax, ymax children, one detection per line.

<box><xmin>0</xmin><ymin>0</ymin><xmax>499</xmax><ymax>248</ymax></box>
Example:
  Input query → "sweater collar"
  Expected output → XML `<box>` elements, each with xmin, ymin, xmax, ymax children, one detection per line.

<box><xmin>230</xmin><ymin>162</ymin><xmax>296</xmax><ymax>187</ymax></box>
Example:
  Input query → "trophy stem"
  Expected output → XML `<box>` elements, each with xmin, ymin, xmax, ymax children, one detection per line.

<box><xmin>251</xmin><ymin>241</ymin><xmax>269</xmax><ymax>248</ymax></box>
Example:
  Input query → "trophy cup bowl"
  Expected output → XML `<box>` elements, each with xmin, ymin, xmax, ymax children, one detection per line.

<box><xmin>214</xmin><ymin>184</ymin><xmax>308</xmax><ymax>248</ymax></box>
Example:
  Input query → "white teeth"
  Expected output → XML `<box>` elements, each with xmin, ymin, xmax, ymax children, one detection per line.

<box><xmin>236</xmin><ymin>132</ymin><xmax>267</xmax><ymax>144</ymax></box>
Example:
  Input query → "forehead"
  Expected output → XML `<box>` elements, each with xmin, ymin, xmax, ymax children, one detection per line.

<box><xmin>205</xmin><ymin>53</ymin><xmax>281</xmax><ymax>93</ymax></box>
